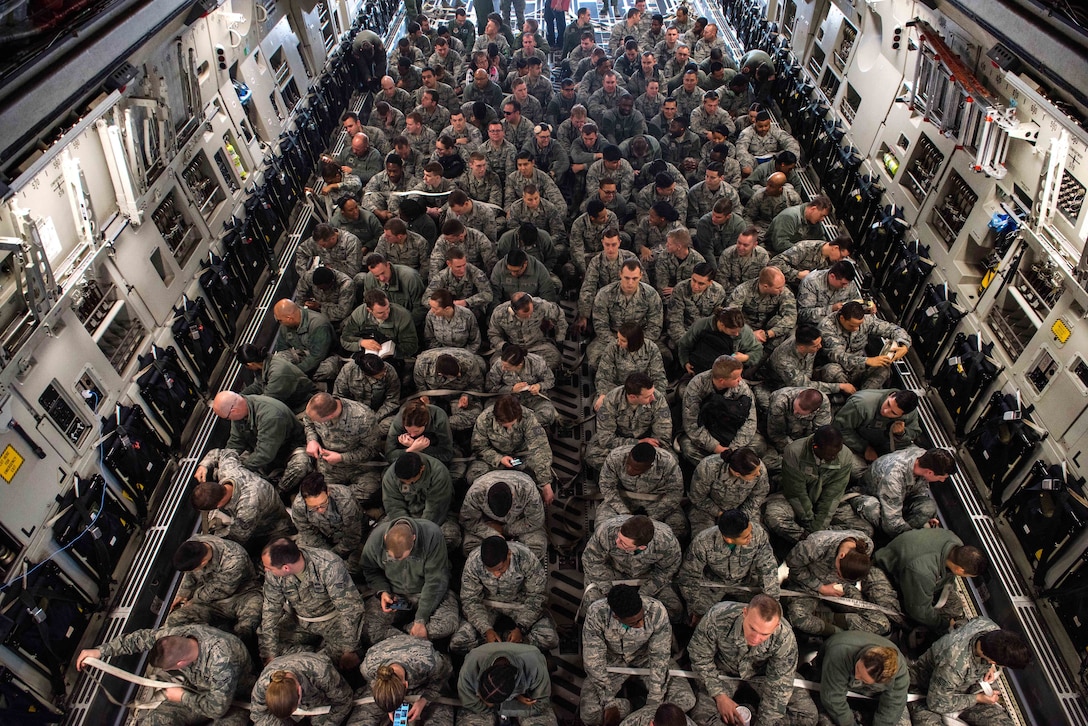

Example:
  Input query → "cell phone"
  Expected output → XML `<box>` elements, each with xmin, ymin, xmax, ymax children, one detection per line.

<box><xmin>393</xmin><ymin>703</ymin><xmax>410</xmax><ymax>726</ymax></box>
<box><xmin>389</xmin><ymin>597</ymin><xmax>413</xmax><ymax>611</ymax></box>
<box><xmin>509</xmin><ymin>458</ymin><xmax>523</xmax><ymax>467</ymax></box>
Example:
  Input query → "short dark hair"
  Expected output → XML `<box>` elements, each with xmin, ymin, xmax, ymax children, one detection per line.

<box><xmin>607</xmin><ymin>584</ymin><xmax>643</xmax><ymax>618</ymax></box>
<box><xmin>949</xmin><ymin>544</ymin><xmax>987</xmax><ymax>577</ymax></box>
<box><xmin>172</xmin><ymin>540</ymin><xmax>211</xmax><ymax>571</ymax></box>
<box><xmin>298</xmin><ymin>471</ymin><xmax>328</xmax><ymax>499</ymax></box>
<box><xmin>812</xmin><ymin>424</ymin><xmax>843</xmax><ymax>450</ymax></box>
<box><xmin>717</xmin><ymin>509</ymin><xmax>749</xmax><ymax>538</ymax></box>
<box><xmin>919</xmin><ymin>448</ymin><xmax>957</xmax><ymax>476</ymax></box>
<box><xmin>618</xmin><ymin>514</ymin><xmax>655</xmax><ymax>545</ymax></box>
<box><xmin>890</xmin><ymin>389</ymin><xmax>919</xmax><ymax>413</ymax></box>
<box><xmin>480</xmin><ymin>535</ymin><xmax>510</xmax><ymax>567</ymax></box>
<box><xmin>623</xmin><ymin>371</ymin><xmax>653</xmax><ymax>396</ymax></box>
<box><xmin>264</xmin><ymin>537</ymin><xmax>301</xmax><ymax>567</ymax></box>
<box><xmin>393</xmin><ymin>452</ymin><xmax>424</xmax><ymax>480</ymax></box>
<box><xmin>978</xmin><ymin>630</ymin><xmax>1032</xmax><ymax>669</ymax></box>
<box><xmin>795</xmin><ymin>324</ymin><xmax>822</xmax><ymax>346</ymax></box>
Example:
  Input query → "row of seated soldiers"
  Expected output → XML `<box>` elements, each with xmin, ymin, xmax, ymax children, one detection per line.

<box><xmin>74</xmin><ymin>9</ymin><xmax>1031</xmax><ymax>726</ymax></box>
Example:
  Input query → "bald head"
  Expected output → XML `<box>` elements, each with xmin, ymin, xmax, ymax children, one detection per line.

<box><xmin>767</xmin><ymin>172</ymin><xmax>787</xmax><ymax>190</ymax></box>
<box><xmin>274</xmin><ymin>299</ymin><xmax>301</xmax><ymax>327</ymax></box>
<box><xmin>211</xmin><ymin>391</ymin><xmax>247</xmax><ymax>420</ymax></box>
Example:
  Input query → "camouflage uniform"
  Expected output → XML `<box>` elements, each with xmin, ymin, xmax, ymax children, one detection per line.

<box><xmin>580</xmin><ymin>596</ymin><xmax>696</xmax><ymax>724</ymax></box>
<box><xmin>167</xmin><ymin>535</ymin><xmax>263</xmax><ymax>637</ymax></box>
<box><xmin>275</xmin><ymin>308</ymin><xmax>337</xmax><ymax>378</ymax></box>
<box><xmin>360</xmin><ymin>518</ymin><xmax>461</xmax><ymax>642</ymax></box>
<box><xmin>504</xmin><ymin>168</ymin><xmax>565</xmax><ymax>209</ymax></box>
<box><xmin>505</xmin><ymin>198</ymin><xmax>567</xmax><ymax>250</ymax></box>
<box><xmin>444</xmin><ymin>198</ymin><xmax>501</xmax><ymax>242</ymax></box>
<box><xmin>594</xmin><ymin>340</ymin><xmax>669</xmax><ymax>398</ymax></box>
<box><xmin>765</xmin><ymin>387</ymin><xmax>832</xmax><ymax>452</ymax></box>
<box><xmin>909</xmin><ymin>618</ymin><xmax>1012</xmax><ymax>726</ymax></box>
<box><xmin>796</xmin><ymin>269</ymin><xmax>860</xmax><ymax>325</ymax></box>
<box><xmin>363</xmin><ymin>170</ymin><xmax>416</xmax><ymax>216</ymax></box>
<box><xmin>767</xmin><ymin>202</ymin><xmax>826</xmax><ymax>254</ymax></box>
<box><xmin>760</xmin><ymin>334</ymin><xmax>840</xmax><ymax>401</ymax></box>
<box><xmin>459</xmin><ymin>470</ymin><xmax>547</xmax><ymax>558</ymax></box>
<box><xmin>653</xmin><ymin>247</ymin><xmax>705</xmax><ymax>294</ymax></box>
<box><xmin>636</xmin><ymin>185</ymin><xmax>690</xmax><ymax>225</ymax></box>
<box><xmin>763</xmin><ymin>434</ymin><xmax>852</xmax><ymax>544</ymax></box>
<box><xmin>821</xmin><ymin>632</ymin><xmax>910</xmax><ymax>726</ymax></box>
<box><xmin>251</xmin><ymin>652</ymin><xmax>352</xmax><ymax>726</ymax></box>
<box><xmin>768</xmin><ymin>239</ymin><xmax>829</xmax><ymax>286</ymax></box>
<box><xmin>457</xmin><ymin>170</ymin><xmax>505</xmax><ymax>208</ymax></box>
<box><xmin>688</xmin><ymin>454</ymin><xmax>770</xmax><ymax>533</ymax></box>
<box><xmin>686</xmin><ymin>180</ymin><xmax>741</xmax><ymax>227</ymax></box>
<box><xmin>586</xmin><ymin>386</ymin><xmax>672</xmax><ymax>470</ymax></box>
<box><xmin>679</xmin><ymin>522</ymin><xmax>780</xmax><ymax>616</ymax></box>
<box><xmin>582</xmin><ymin>516</ymin><xmax>684</xmax><ymax>621</ymax></box>
<box><xmin>727</xmin><ymin>278</ymin><xmax>797</xmax><ymax>342</ymax></box>
<box><xmin>357</xmin><ymin>264</ymin><xmax>428</xmax><ymax>326</ymax></box>
<box><xmin>679</xmin><ymin>372</ymin><xmax>760</xmax><ymax>465</ymax></box>
<box><xmin>843</xmin><ymin>447</ymin><xmax>938</xmax><ymax>538</ymax></box>
<box><xmin>293</xmin><ymin>267</ymin><xmax>356</xmax><ymax>325</ymax></box>
<box><xmin>295</xmin><ymin>229</ymin><xmax>364</xmax><ymax>278</ymax></box>
<box><xmin>96</xmin><ymin>624</ymin><xmax>252</xmax><ymax>726</ymax></box>
<box><xmin>487</xmin><ymin>297</ymin><xmax>567</xmax><ymax>369</ymax></box>
<box><xmin>688</xmin><ymin>601</ymin><xmax>819</xmax><ymax>726</ymax></box>
<box><xmin>457</xmin><ymin>643</ymin><xmax>557</xmax><ymax>726</ymax></box>
<box><xmin>666</xmin><ymin>278</ymin><xmax>727</xmax><ymax>345</ymax></box>
<box><xmin>413</xmin><ymin>348</ymin><xmax>486</xmax><ymax>433</ymax></box>
<box><xmin>589</xmin><ymin>281</ymin><xmax>664</xmax><ymax>366</ymax></box>
<box><xmin>485</xmin><ymin>352</ymin><xmax>557</xmax><ymax>425</ymax></box>
<box><xmin>833</xmin><ymin>389</ymin><xmax>923</xmax><ymax>478</ymax></box>
<box><xmin>586</xmin><ymin>159</ymin><xmax>636</xmax><ymax>198</ymax></box>
<box><xmin>818</xmin><ymin>313</ymin><xmax>912</xmax><ymax>390</ymax></box>
<box><xmin>340</xmin><ymin>301</ymin><xmax>420</xmax><ymax>359</ymax></box>
<box><xmin>333</xmin><ymin>358</ymin><xmax>402</xmax><ymax>441</ymax></box>
<box><xmin>196</xmin><ymin>448</ymin><xmax>293</xmax><ymax>544</ymax></box>
<box><xmin>784</xmin><ymin>530</ymin><xmax>891</xmax><ymax>637</ymax></box>
<box><xmin>290</xmin><ymin>482</ymin><xmax>365</xmax><ymax>564</ymax></box>
<box><xmin>476</xmin><ymin>140</ymin><xmax>519</xmax><ymax>186</ymax></box>
<box><xmin>424</xmin><ymin>260</ymin><xmax>494</xmax><ymax>317</ymax></box>
<box><xmin>260</xmin><ymin>545</ymin><xmax>365</xmax><ymax>662</ymax></box>
<box><xmin>690</xmin><ymin>106</ymin><xmax>736</xmax><ymax>139</ymax></box>
<box><xmin>716</xmin><ymin>241</ymin><xmax>769</xmax><ymax>292</ymax></box>
<box><xmin>381</xmin><ymin>453</ymin><xmax>461</xmax><ymax>547</ymax></box>
<box><xmin>373</xmin><ymin>232</ymin><xmax>433</xmax><ymax>284</ymax></box>
<box><xmin>673</xmin><ymin>86</ymin><xmax>705</xmax><ymax>118</ymax></box>
<box><xmin>745</xmin><ymin>186</ymin><xmax>803</xmax><ymax>230</ymax></box>
<box><xmin>738</xmin><ymin>160</ymin><xmax>805</xmax><ymax>204</ymax></box>
<box><xmin>734</xmin><ymin>125</ymin><xmax>801</xmax><ymax>172</ymax></box>
<box><xmin>570</xmin><ymin>209</ymin><xmax>621</xmax><ymax>273</ymax></box>
<box><xmin>350</xmin><ymin>634</ymin><xmax>455</xmax><ymax>726</ymax></box>
<box><xmin>466</xmin><ymin>407</ymin><xmax>552</xmax><ymax>488</ymax></box>
<box><xmin>871</xmin><ymin>529</ymin><xmax>965</xmax><ymax>632</ymax></box>
<box><xmin>452</xmin><ymin>541</ymin><xmax>559</xmax><ymax>652</ymax></box>
<box><xmin>303</xmin><ymin>397</ymin><xmax>380</xmax><ymax>504</ymax></box>
<box><xmin>425</xmin><ymin>305</ymin><xmax>483</xmax><ymax>352</ymax></box>
<box><xmin>597</xmin><ymin>445</ymin><xmax>689</xmax><ymax>541</ymax></box>
<box><xmin>578</xmin><ymin>250</ymin><xmax>640</xmax><ymax>319</ymax></box>
<box><xmin>241</xmin><ymin>355</ymin><xmax>315</xmax><ymax>414</ymax></box>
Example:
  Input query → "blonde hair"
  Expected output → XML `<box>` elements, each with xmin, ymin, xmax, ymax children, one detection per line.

<box><xmin>266</xmin><ymin>670</ymin><xmax>300</xmax><ymax>717</ymax></box>
<box><xmin>860</xmin><ymin>646</ymin><xmax>899</xmax><ymax>683</ymax></box>
<box><xmin>373</xmin><ymin>663</ymin><xmax>408</xmax><ymax>711</ymax></box>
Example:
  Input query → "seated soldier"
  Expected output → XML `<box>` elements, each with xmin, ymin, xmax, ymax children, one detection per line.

<box><xmin>166</xmin><ymin>535</ymin><xmax>262</xmax><ymax>639</ymax></box>
<box><xmin>381</xmin><ymin>452</ymin><xmax>460</xmax><ymax>547</ymax></box>
<box><xmin>726</xmin><ymin>265</ymin><xmax>797</xmax><ymax>351</ymax></box>
<box><xmin>908</xmin><ymin>619</ymin><xmax>1031</xmax><ymax>726</ymax></box>
<box><xmin>817</xmin><ymin>300</ymin><xmax>912</xmax><ymax>391</ymax></box>
<box><xmin>768</xmin><ymin>234</ymin><xmax>853</xmax><ymax>287</ymax></box>
<box><xmin>259</xmin><ymin>538</ymin><xmax>366</xmax><ymax>667</ymax></box>
<box><xmin>763</xmin><ymin>425</ymin><xmax>852</xmax><ymax>545</ymax></box>
<box><xmin>665</xmin><ymin>262</ymin><xmax>727</xmax><ymax>351</ymax></box>
<box><xmin>713</xmin><ymin>225</ymin><xmax>766</xmax><ymax>294</ymax></box>
<box><xmin>491</xmin><ymin>247</ymin><xmax>560</xmax><ymax>304</ymax></box>
<box><xmin>486</xmin><ymin>343</ymin><xmax>558</xmax><ymax>426</ymax></box>
<box><xmin>360</xmin><ymin>517</ymin><xmax>461</xmax><ymax>643</ymax></box>
<box><xmin>237</xmin><ymin>344</ymin><xmax>315</xmax><ymax>415</ymax></box>
<box><xmin>424</xmin><ymin>287</ymin><xmax>482</xmax><ymax>351</ymax></box>
<box><xmin>457</xmin><ymin>642</ymin><xmax>557</xmax><ymax>726</ymax></box>
<box><xmin>424</xmin><ymin>244</ymin><xmax>494</xmax><ymax>320</ymax></box>
<box><xmin>413</xmin><ymin>349</ymin><xmax>486</xmax><ymax>440</ymax></box>
<box><xmin>679</xmin><ymin>355</ymin><xmax>761</xmax><ymax>465</ymax></box>
<box><xmin>679</xmin><ymin>509</ymin><xmax>780</xmax><ymax>624</ymax></box>
<box><xmin>190</xmin><ymin>449</ymin><xmax>293</xmax><ymax>545</ymax></box>
<box><xmin>452</xmin><ymin>536</ymin><xmax>559</xmax><ymax>653</ymax></box>
<box><xmin>460</xmin><ymin>470</ymin><xmax>547</xmax><ymax>559</ymax></box>
<box><xmin>293</xmin><ymin>265</ymin><xmax>355</xmax><ymax>327</ymax></box>
<box><xmin>251</xmin><ymin>652</ymin><xmax>353</xmax><ymax>725</ymax></box>
<box><xmin>581</xmin><ymin>585</ymin><xmax>696</xmax><ymax>726</ymax></box>
<box><xmin>784</xmin><ymin>529</ymin><xmax>891</xmax><ymax>638</ymax></box>
<box><xmin>272</xmin><ymin>299</ymin><xmax>340</xmax><ymax>381</ymax></box>
<box><xmin>290</xmin><ymin>472</ymin><xmax>365</xmax><ymax>569</ymax></box>
<box><xmin>333</xmin><ymin>351</ymin><xmax>403</xmax><ymax>441</ymax></box>
<box><xmin>352</xmin><ymin>634</ymin><xmax>455</xmax><ymax>726</ymax></box>
<box><xmin>303</xmin><ymin>391</ymin><xmax>380</xmax><ymax>506</ymax></box>
<box><xmin>841</xmin><ymin>447</ymin><xmax>955</xmax><ymax>538</ymax></box>
<box><xmin>833</xmin><ymin>388</ymin><xmax>922</xmax><ymax>479</ymax></box>
<box><xmin>467</xmin><ymin>395</ymin><xmax>554</xmax><ymax>505</ymax></box>
<box><xmin>589</xmin><ymin>259</ymin><xmax>664</xmax><ymax>367</ymax></box>
<box><xmin>757</xmin><ymin>324</ymin><xmax>855</xmax><ymax>410</ymax></box>
<box><xmin>688</xmin><ymin>448</ymin><xmax>768</xmax><ymax>534</ymax></box>
<box><xmin>593</xmin><ymin>324</ymin><xmax>669</xmax><ymax>408</ymax></box>
<box><xmin>341</xmin><ymin>289</ymin><xmax>420</xmax><ymax>365</ymax></box>
<box><xmin>796</xmin><ymin>260</ymin><xmax>861</xmax><ymax>325</ymax></box>
<box><xmin>582</xmin><ymin>515</ymin><xmax>684</xmax><ymax>622</ymax></box>
<box><xmin>576</xmin><ymin>227</ymin><xmax>640</xmax><ymax>334</ymax></box>
<box><xmin>677</xmin><ymin>305</ymin><xmax>763</xmax><ymax>376</ymax></box>
<box><xmin>488</xmin><ymin>292</ymin><xmax>567</xmax><ymax>370</ymax></box>
<box><xmin>586</xmin><ymin>372</ymin><xmax>672</xmax><ymax>471</ymax></box>
<box><xmin>598</xmin><ymin>443</ymin><xmax>688</xmax><ymax>541</ymax></box>
<box><xmin>819</xmin><ymin>632</ymin><xmax>910</xmax><ymax>726</ymax></box>
<box><xmin>386</xmin><ymin>398</ymin><xmax>457</xmax><ymax>468</ymax></box>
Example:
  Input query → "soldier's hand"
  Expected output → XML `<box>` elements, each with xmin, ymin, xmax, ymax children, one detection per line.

<box><xmin>408</xmin><ymin>697</ymin><xmax>428</xmax><ymax>721</ymax></box>
<box><xmin>484</xmin><ymin>629</ymin><xmax>502</xmax><ymax>643</ymax></box>
<box><xmin>406</xmin><ymin>435</ymin><xmax>430</xmax><ymax>452</ymax></box>
<box><xmin>458</xmin><ymin>395</ymin><xmax>470</xmax><ymax>409</ymax></box>
<box><xmin>500</xmin><ymin>456</ymin><xmax>517</xmax><ymax>468</ymax></box>
<box><xmin>170</xmin><ymin>595</ymin><xmax>187</xmax><ymax>611</ymax></box>
<box><xmin>866</xmin><ymin>355</ymin><xmax>893</xmax><ymax>368</ymax></box>
<box><xmin>398</xmin><ymin>433</ymin><xmax>415</xmax><ymax>447</ymax></box>
<box><xmin>76</xmin><ymin>649</ymin><xmax>101</xmax><ymax>671</ymax></box>
<box><xmin>164</xmin><ymin>687</ymin><xmax>186</xmax><ymax>703</ymax></box>
<box><xmin>409</xmin><ymin>621</ymin><xmax>428</xmax><ymax>638</ymax></box>
<box><xmin>361</xmin><ymin>339</ymin><xmax>382</xmax><ymax>352</ymax></box>
<box><xmin>321</xmin><ymin>450</ymin><xmax>343</xmax><ymax>464</ymax></box>
<box><xmin>594</xmin><ymin>394</ymin><xmax>606</xmax><ymax>411</ymax></box>
<box><xmin>528</xmin><ymin>384</ymin><xmax>541</xmax><ymax>395</ymax></box>
<box><xmin>513</xmin><ymin>382</ymin><xmax>530</xmax><ymax>393</ymax></box>
<box><xmin>689</xmin><ymin>613</ymin><xmax>702</xmax><ymax>627</ymax></box>
<box><xmin>516</xmin><ymin>695</ymin><xmax>538</xmax><ymax>707</ymax></box>
<box><xmin>685</xmin><ymin>363</ymin><xmax>695</xmax><ymax>375</ymax></box>
<box><xmin>839</xmin><ymin>383</ymin><xmax>857</xmax><ymax>395</ymax></box>
<box><xmin>975</xmin><ymin>690</ymin><xmax>1002</xmax><ymax>705</ymax></box>
<box><xmin>714</xmin><ymin>693</ymin><xmax>742</xmax><ymax>724</ymax></box>
<box><xmin>639</xmin><ymin>437</ymin><xmax>660</xmax><ymax>447</ymax></box>
<box><xmin>380</xmin><ymin>592</ymin><xmax>397</xmax><ymax>613</ymax></box>
<box><xmin>925</xmin><ymin>518</ymin><xmax>942</xmax><ymax>528</ymax></box>
<box><xmin>306</xmin><ymin>441</ymin><xmax>323</xmax><ymax>458</ymax></box>
<box><xmin>890</xmin><ymin>421</ymin><xmax>906</xmax><ymax>436</ymax></box>
<box><xmin>818</xmin><ymin>584</ymin><xmax>843</xmax><ymax>596</ymax></box>
<box><xmin>864</xmin><ymin>446</ymin><xmax>879</xmax><ymax>462</ymax></box>
<box><xmin>753</xmin><ymin>329</ymin><xmax>768</xmax><ymax>343</ymax></box>
<box><xmin>661</xmin><ymin>286</ymin><xmax>673</xmax><ymax>298</ymax></box>
<box><xmin>734</xmin><ymin>352</ymin><xmax>749</xmax><ymax>363</ymax></box>
<box><xmin>194</xmin><ymin>466</ymin><xmax>208</xmax><ymax>483</ymax></box>
<box><xmin>304</xmin><ymin>299</ymin><xmax>321</xmax><ymax>311</ymax></box>
<box><xmin>540</xmin><ymin>483</ymin><xmax>555</xmax><ymax>506</ymax></box>
<box><xmin>506</xmin><ymin>627</ymin><xmax>524</xmax><ymax>643</ymax></box>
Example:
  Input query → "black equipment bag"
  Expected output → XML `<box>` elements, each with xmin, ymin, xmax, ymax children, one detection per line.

<box><xmin>964</xmin><ymin>391</ymin><xmax>1045</xmax><ymax>504</ymax></box>
<box><xmin>0</xmin><ymin>667</ymin><xmax>64</xmax><ymax>724</ymax></box>
<box><xmin>99</xmin><ymin>403</ymin><xmax>171</xmax><ymax>516</ymax></box>
<box><xmin>883</xmin><ymin>239</ymin><xmax>935</xmax><ymax>318</ymax></box>
<box><xmin>688</xmin><ymin>330</ymin><xmax>739</xmax><ymax>374</ymax></box>
<box><xmin>0</xmin><ymin>562</ymin><xmax>94</xmax><ymax>697</ymax></box>
<box><xmin>840</xmin><ymin>173</ymin><xmax>885</xmax><ymax>243</ymax></box>
<box><xmin>824</xmin><ymin>145</ymin><xmax>864</xmax><ymax>209</ymax></box>
<box><xmin>170</xmin><ymin>296</ymin><xmax>226</xmax><ymax>386</ymax></box>
<box><xmin>198</xmin><ymin>252</ymin><xmax>246</xmax><ymax>338</ymax></box>
<box><xmin>810</xmin><ymin>119</ymin><xmax>846</xmax><ymax>183</ymax></box>
<box><xmin>930</xmin><ymin>333</ymin><xmax>1001</xmax><ymax>437</ymax></box>
<box><xmin>50</xmin><ymin>474</ymin><xmax>136</xmax><ymax>599</ymax></box>
<box><xmin>907</xmin><ymin>283</ymin><xmax>966</xmax><ymax>372</ymax></box>
<box><xmin>860</xmin><ymin>205</ymin><xmax>909</xmax><ymax>287</ymax></box>
<box><xmin>135</xmin><ymin>344</ymin><xmax>200</xmax><ymax>446</ymax></box>
<box><xmin>794</xmin><ymin>98</ymin><xmax>827</xmax><ymax>151</ymax></box>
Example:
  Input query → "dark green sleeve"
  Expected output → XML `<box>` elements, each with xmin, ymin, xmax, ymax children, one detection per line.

<box><xmin>819</xmin><ymin>645</ymin><xmax>857</xmax><ymax>726</ymax></box>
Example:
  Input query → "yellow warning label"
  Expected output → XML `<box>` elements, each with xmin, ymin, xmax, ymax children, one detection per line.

<box><xmin>0</xmin><ymin>444</ymin><xmax>25</xmax><ymax>483</ymax></box>
<box><xmin>1052</xmin><ymin>318</ymin><xmax>1072</xmax><ymax>343</ymax></box>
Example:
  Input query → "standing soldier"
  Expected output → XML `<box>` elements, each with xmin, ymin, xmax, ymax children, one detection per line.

<box><xmin>688</xmin><ymin>595</ymin><xmax>819</xmax><ymax>726</ymax></box>
<box><xmin>250</xmin><ymin>652</ymin><xmax>352</xmax><ymax>726</ymax></box>
<box><xmin>76</xmin><ymin>624</ymin><xmax>252</xmax><ymax>726</ymax></box>
<box><xmin>259</xmin><ymin>538</ymin><xmax>365</xmax><ymax>668</ymax></box>
<box><xmin>351</xmin><ymin>634</ymin><xmax>454</xmax><ymax>726</ymax></box>
<box><xmin>679</xmin><ymin>510</ymin><xmax>779</xmax><ymax>623</ymax></box>
<box><xmin>452</xmin><ymin>536</ymin><xmax>559</xmax><ymax>652</ymax></box>
<box><xmin>167</xmin><ymin>534</ymin><xmax>263</xmax><ymax>638</ymax></box>
<box><xmin>459</xmin><ymin>470</ymin><xmax>547</xmax><ymax>559</ymax></box>
<box><xmin>580</xmin><ymin>585</ymin><xmax>696</xmax><ymax>725</ymax></box>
